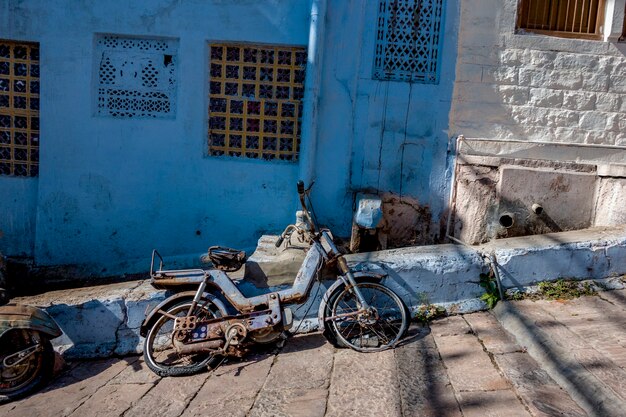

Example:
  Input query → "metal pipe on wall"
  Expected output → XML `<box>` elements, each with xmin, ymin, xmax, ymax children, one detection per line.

<box><xmin>298</xmin><ymin>0</ymin><xmax>328</xmax><ymax>187</ymax></box>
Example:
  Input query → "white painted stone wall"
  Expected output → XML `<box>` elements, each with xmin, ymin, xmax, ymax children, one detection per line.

<box><xmin>450</xmin><ymin>0</ymin><xmax>626</xmax><ymax>146</ymax></box>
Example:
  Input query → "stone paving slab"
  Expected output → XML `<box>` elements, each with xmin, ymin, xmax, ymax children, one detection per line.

<box><xmin>7</xmin><ymin>295</ymin><xmax>626</xmax><ymax>417</ymax></box>
<box><xmin>464</xmin><ymin>312</ymin><xmax>587</xmax><ymax>417</ymax></box>
<box><xmin>394</xmin><ymin>326</ymin><xmax>461</xmax><ymax>417</ymax></box>
<box><xmin>494</xmin><ymin>293</ymin><xmax>626</xmax><ymax>417</ymax></box>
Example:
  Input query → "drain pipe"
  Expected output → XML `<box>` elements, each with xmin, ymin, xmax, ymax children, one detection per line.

<box><xmin>298</xmin><ymin>0</ymin><xmax>327</xmax><ymax>186</ymax></box>
<box><xmin>447</xmin><ymin>234</ymin><xmax>506</xmax><ymax>303</ymax></box>
<box><xmin>444</xmin><ymin>135</ymin><xmax>464</xmax><ymax>240</ymax></box>
<box><xmin>484</xmin><ymin>253</ymin><xmax>505</xmax><ymax>301</ymax></box>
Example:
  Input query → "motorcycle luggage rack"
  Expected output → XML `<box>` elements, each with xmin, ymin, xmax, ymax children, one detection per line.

<box><xmin>150</xmin><ymin>250</ymin><xmax>208</xmax><ymax>288</ymax></box>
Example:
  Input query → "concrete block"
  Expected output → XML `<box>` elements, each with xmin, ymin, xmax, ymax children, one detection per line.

<box><xmin>545</xmin><ymin>109</ymin><xmax>579</xmax><ymax>128</ymax></box>
<box><xmin>529</xmin><ymin>88</ymin><xmax>563</xmax><ymax>108</ymax></box>
<box><xmin>528</xmin><ymin>50</ymin><xmax>557</xmax><ymax>69</ymax></box>
<box><xmin>497</xmin><ymin>85</ymin><xmax>529</xmax><ymax>105</ymax></box>
<box><xmin>481</xmin><ymin>66</ymin><xmax>518</xmax><ymax>85</ymax></box>
<box><xmin>553</xmin><ymin>52</ymin><xmax>602</xmax><ymax>72</ymax></box>
<box><xmin>562</xmin><ymin>91</ymin><xmax>596</xmax><ymax>111</ymax></box>
<box><xmin>493</xmin><ymin>244</ymin><xmax>610</xmax><ymax>287</ymax></box>
<box><xmin>554</xmin><ymin>127</ymin><xmax>588</xmax><ymax>143</ymax></box>
<box><xmin>519</xmin><ymin>68</ymin><xmax>583</xmax><ymax>90</ymax></box>
<box><xmin>579</xmin><ymin>112</ymin><xmax>609</xmax><ymax>131</ymax></box>
<box><xmin>595</xmin><ymin>178</ymin><xmax>626</xmax><ymax>227</ymax></box>
<box><xmin>594</xmin><ymin>92</ymin><xmax>621</xmax><ymax>112</ymax></box>
<box><xmin>497</xmin><ymin>166</ymin><xmax>596</xmax><ymax>236</ymax></box>
<box><xmin>510</xmin><ymin>105</ymin><xmax>548</xmax><ymax>125</ymax></box>
<box><xmin>582</xmin><ymin>73</ymin><xmax>610</xmax><ymax>92</ymax></box>
<box><xmin>612</xmin><ymin>61</ymin><xmax>626</xmax><ymax>77</ymax></box>
<box><xmin>610</xmin><ymin>75</ymin><xmax>626</xmax><ymax>93</ymax></box>
<box><xmin>48</xmin><ymin>299</ymin><xmax>125</xmax><ymax>357</ymax></box>
<box><xmin>499</xmin><ymin>49</ymin><xmax>526</xmax><ymax>66</ymax></box>
<box><xmin>523</xmin><ymin>125</ymin><xmax>556</xmax><ymax>141</ymax></box>
<box><xmin>585</xmin><ymin>131</ymin><xmax>615</xmax><ymax>145</ymax></box>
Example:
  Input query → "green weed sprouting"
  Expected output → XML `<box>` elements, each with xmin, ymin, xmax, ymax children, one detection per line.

<box><xmin>479</xmin><ymin>272</ymin><xmax>500</xmax><ymax>309</ymax></box>
<box><xmin>537</xmin><ymin>279</ymin><xmax>596</xmax><ymax>300</ymax></box>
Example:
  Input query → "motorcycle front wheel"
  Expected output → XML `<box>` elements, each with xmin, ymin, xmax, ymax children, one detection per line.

<box><xmin>143</xmin><ymin>299</ymin><xmax>224</xmax><ymax>377</ymax></box>
<box><xmin>328</xmin><ymin>282</ymin><xmax>408</xmax><ymax>352</ymax></box>
<box><xmin>0</xmin><ymin>330</ymin><xmax>54</xmax><ymax>403</ymax></box>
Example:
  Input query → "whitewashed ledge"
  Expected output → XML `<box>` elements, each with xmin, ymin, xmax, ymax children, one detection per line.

<box><xmin>14</xmin><ymin>225</ymin><xmax>626</xmax><ymax>358</ymax></box>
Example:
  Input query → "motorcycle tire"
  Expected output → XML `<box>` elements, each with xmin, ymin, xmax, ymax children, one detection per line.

<box><xmin>322</xmin><ymin>277</ymin><xmax>398</xmax><ymax>348</ymax></box>
<box><xmin>325</xmin><ymin>282</ymin><xmax>409</xmax><ymax>352</ymax></box>
<box><xmin>143</xmin><ymin>298</ymin><xmax>224</xmax><ymax>377</ymax></box>
<box><xmin>0</xmin><ymin>330</ymin><xmax>54</xmax><ymax>403</ymax></box>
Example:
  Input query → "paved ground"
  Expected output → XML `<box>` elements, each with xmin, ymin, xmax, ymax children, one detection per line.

<box><xmin>2</xmin><ymin>289</ymin><xmax>625</xmax><ymax>417</ymax></box>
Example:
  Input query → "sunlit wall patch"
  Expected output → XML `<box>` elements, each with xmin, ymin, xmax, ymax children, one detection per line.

<box><xmin>95</xmin><ymin>35</ymin><xmax>178</xmax><ymax>118</ymax></box>
<box><xmin>207</xmin><ymin>44</ymin><xmax>306</xmax><ymax>161</ymax></box>
<box><xmin>373</xmin><ymin>0</ymin><xmax>445</xmax><ymax>84</ymax></box>
<box><xmin>0</xmin><ymin>40</ymin><xmax>40</xmax><ymax>177</ymax></box>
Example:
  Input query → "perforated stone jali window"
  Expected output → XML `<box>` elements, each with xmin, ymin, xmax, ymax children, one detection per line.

<box><xmin>208</xmin><ymin>44</ymin><xmax>306</xmax><ymax>161</ymax></box>
<box><xmin>0</xmin><ymin>41</ymin><xmax>39</xmax><ymax>177</ymax></box>
<box><xmin>373</xmin><ymin>0</ymin><xmax>445</xmax><ymax>84</ymax></box>
<box><xmin>95</xmin><ymin>35</ymin><xmax>177</xmax><ymax>118</ymax></box>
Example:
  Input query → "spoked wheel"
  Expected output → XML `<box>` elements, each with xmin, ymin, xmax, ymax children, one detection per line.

<box><xmin>329</xmin><ymin>282</ymin><xmax>408</xmax><ymax>352</ymax></box>
<box><xmin>0</xmin><ymin>330</ymin><xmax>54</xmax><ymax>403</ymax></box>
<box><xmin>143</xmin><ymin>299</ymin><xmax>224</xmax><ymax>377</ymax></box>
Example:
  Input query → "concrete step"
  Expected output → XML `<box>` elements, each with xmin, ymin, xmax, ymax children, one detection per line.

<box><xmin>493</xmin><ymin>295</ymin><xmax>626</xmax><ymax>417</ymax></box>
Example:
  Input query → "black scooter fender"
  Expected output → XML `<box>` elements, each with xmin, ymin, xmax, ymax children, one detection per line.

<box><xmin>0</xmin><ymin>304</ymin><xmax>63</xmax><ymax>340</ymax></box>
<box><xmin>140</xmin><ymin>291</ymin><xmax>228</xmax><ymax>337</ymax></box>
<box><xmin>317</xmin><ymin>271</ymin><xmax>386</xmax><ymax>330</ymax></box>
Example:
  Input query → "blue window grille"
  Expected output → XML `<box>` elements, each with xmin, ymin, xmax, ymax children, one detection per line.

<box><xmin>373</xmin><ymin>0</ymin><xmax>445</xmax><ymax>84</ymax></box>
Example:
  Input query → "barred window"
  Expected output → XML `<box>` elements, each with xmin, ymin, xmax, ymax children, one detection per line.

<box><xmin>0</xmin><ymin>41</ymin><xmax>39</xmax><ymax>177</ymax></box>
<box><xmin>95</xmin><ymin>35</ymin><xmax>178</xmax><ymax>118</ymax></box>
<box><xmin>373</xmin><ymin>0</ymin><xmax>445</xmax><ymax>84</ymax></box>
<box><xmin>208</xmin><ymin>44</ymin><xmax>306</xmax><ymax>161</ymax></box>
<box><xmin>517</xmin><ymin>0</ymin><xmax>606</xmax><ymax>40</ymax></box>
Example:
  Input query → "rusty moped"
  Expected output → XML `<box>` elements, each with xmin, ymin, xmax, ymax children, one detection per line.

<box><xmin>0</xmin><ymin>256</ymin><xmax>62</xmax><ymax>402</ymax></box>
<box><xmin>140</xmin><ymin>181</ymin><xmax>408</xmax><ymax>377</ymax></box>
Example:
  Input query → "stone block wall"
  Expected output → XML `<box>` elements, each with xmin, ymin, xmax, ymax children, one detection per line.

<box><xmin>450</xmin><ymin>0</ymin><xmax>626</xmax><ymax>146</ymax></box>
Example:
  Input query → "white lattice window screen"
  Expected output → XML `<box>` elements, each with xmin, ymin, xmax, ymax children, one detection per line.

<box><xmin>374</xmin><ymin>0</ymin><xmax>444</xmax><ymax>84</ymax></box>
<box><xmin>95</xmin><ymin>35</ymin><xmax>178</xmax><ymax>118</ymax></box>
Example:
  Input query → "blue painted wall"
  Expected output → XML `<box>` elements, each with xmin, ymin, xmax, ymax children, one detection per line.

<box><xmin>312</xmin><ymin>0</ymin><xmax>459</xmax><ymax>238</ymax></box>
<box><xmin>0</xmin><ymin>0</ymin><xmax>459</xmax><ymax>277</ymax></box>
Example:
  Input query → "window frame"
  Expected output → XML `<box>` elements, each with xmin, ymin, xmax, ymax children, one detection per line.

<box><xmin>206</xmin><ymin>43</ymin><xmax>307</xmax><ymax>162</ymax></box>
<box><xmin>516</xmin><ymin>0</ymin><xmax>607</xmax><ymax>40</ymax></box>
<box><xmin>0</xmin><ymin>39</ymin><xmax>40</xmax><ymax>177</ymax></box>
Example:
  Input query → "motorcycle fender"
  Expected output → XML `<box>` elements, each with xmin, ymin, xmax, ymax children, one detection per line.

<box><xmin>139</xmin><ymin>291</ymin><xmax>228</xmax><ymax>337</ymax></box>
<box><xmin>0</xmin><ymin>304</ymin><xmax>63</xmax><ymax>340</ymax></box>
<box><xmin>317</xmin><ymin>272</ymin><xmax>386</xmax><ymax>330</ymax></box>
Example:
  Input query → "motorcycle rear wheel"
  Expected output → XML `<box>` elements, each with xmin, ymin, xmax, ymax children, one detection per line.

<box><xmin>0</xmin><ymin>330</ymin><xmax>54</xmax><ymax>403</ymax></box>
<box><xmin>143</xmin><ymin>299</ymin><xmax>224</xmax><ymax>377</ymax></box>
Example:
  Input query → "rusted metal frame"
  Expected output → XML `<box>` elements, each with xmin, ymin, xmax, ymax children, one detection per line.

<box><xmin>324</xmin><ymin>309</ymin><xmax>362</xmax><ymax>322</ymax></box>
<box><xmin>174</xmin><ymin>293</ymin><xmax>283</xmax><ymax>353</ymax></box>
<box><xmin>0</xmin><ymin>304</ymin><xmax>62</xmax><ymax>339</ymax></box>
<box><xmin>3</xmin><ymin>343</ymin><xmax>41</xmax><ymax>367</ymax></box>
<box><xmin>209</xmin><ymin>242</ymin><xmax>324</xmax><ymax>310</ymax></box>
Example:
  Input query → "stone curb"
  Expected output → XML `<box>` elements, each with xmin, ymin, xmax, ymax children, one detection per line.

<box><xmin>12</xmin><ymin>226</ymin><xmax>626</xmax><ymax>359</ymax></box>
<box><xmin>492</xmin><ymin>301</ymin><xmax>626</xmax><ymax>417</ymax></box>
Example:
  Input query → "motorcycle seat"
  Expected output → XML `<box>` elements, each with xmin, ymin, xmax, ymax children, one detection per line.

<box><xmin>201</xmin><ymin>246</ymin><xmax>247</xmax><ymax>272</ymax></box>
